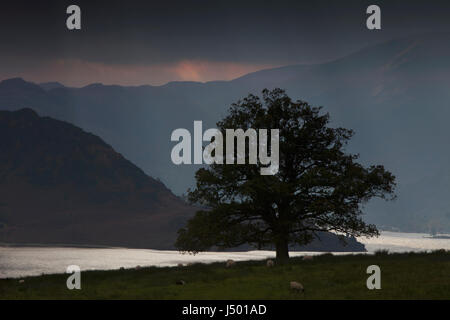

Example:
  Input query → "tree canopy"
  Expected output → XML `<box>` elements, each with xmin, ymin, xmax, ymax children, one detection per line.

<box><xmin>175</xmin><ymin>88</ymin><xmax>396</xmax><ymax>263</ymax></box>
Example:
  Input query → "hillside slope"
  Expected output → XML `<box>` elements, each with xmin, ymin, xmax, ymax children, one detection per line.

<box><xmin>0</xmin><ymin>108</ymin><xmax>196</xmax><ymax>249</ymax></box>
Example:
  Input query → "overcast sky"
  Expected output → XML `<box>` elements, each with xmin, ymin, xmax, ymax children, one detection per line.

<box><xmin>1</xmin><ymin>0</ymin><xmax>450</xmax><ymax>86</ymax></box>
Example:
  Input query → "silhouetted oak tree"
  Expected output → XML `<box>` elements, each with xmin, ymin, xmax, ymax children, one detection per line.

<box><xmin>176</xmin><ymin>89</ymin><xmax>395</xmax><ymax>263</ymax></box>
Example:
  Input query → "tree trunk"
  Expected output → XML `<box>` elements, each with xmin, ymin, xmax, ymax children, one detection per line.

<box><xmin>275</xmin><ymin>239</ymin><xmax>289</xmax><ymax>264</ymax></box>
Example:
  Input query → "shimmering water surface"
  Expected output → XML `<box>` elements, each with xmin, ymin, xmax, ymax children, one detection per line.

<box><xmin>0</xmin><ymin>231</ymin><xmax>448</xmax><ymax>278</ymax></box>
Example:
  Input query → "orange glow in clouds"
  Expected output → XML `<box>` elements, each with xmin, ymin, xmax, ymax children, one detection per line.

<box><xmin>8</xmin><ymin>59</ymin><xmax>275</xmax><ymax>87</ymax></box>
<box><xmin>170</xmin><ymin>60</ymin><xmax>272</xmax><ymax>83</ymax></box>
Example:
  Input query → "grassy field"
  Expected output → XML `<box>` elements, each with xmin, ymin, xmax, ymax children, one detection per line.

<box><xmin>1</xmin><ymin>251</ymin><xmax>449</xmax><ymax>299</ymax></box>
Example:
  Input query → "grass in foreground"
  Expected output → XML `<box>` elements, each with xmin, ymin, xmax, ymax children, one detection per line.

<box><xmin>0</xmin><ymin>251</ymin><xmax>449</xmax><ymax>299</ymax></box>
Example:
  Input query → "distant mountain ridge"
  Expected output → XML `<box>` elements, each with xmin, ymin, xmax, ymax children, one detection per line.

<box><xmin>1</xmin><ymin>33</ymin><xmax>450</xmax><ymax>233</ymax></box>
<box><xmin>39</xmin><ymin>82</ymin><xmax>65</xmax><ymax>91</ymax></box>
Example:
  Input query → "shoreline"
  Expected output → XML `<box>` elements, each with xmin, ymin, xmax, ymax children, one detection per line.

<box><xmin>0</xmin><ymin>242</ymin><xmax>367</xmax><ymax>252</ymax></box>
<box><xmin>2</xmin><ymin>230</ymin><xmax>450</xmax><ymax>252</ymax></box>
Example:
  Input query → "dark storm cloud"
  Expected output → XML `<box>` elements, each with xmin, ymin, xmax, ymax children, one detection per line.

<box><xmin>1</xmin><ymin>0</ymin><xmax>450</xmax><ymax>85</ymax></box>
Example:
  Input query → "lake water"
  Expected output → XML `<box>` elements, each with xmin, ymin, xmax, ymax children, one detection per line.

<box><xmin>0</xmin><ymin>231</ymin><xmax>448</xmax><ymax>279</ymax></box>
